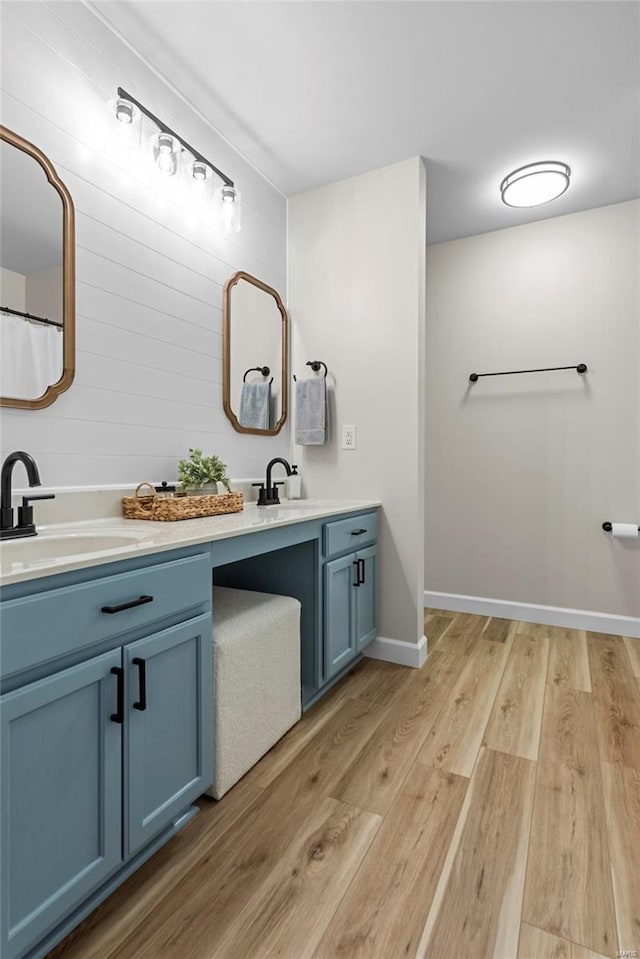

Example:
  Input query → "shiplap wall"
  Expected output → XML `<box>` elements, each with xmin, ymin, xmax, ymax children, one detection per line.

<box><xmin>0</xmin><ymin>1</ymin><xmax>288</xmax><ymax>487</ymax></box>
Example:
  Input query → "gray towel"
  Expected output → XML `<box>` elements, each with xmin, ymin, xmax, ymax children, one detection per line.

<box><xmin>239</xmin><ymin>381</ymin><xmax>270</xmax><ymax>430</ymax></box>
<box><xmin>295</xmin><ymin>376</ymin><xmax>326</xmax><ymax>445</ymax></box>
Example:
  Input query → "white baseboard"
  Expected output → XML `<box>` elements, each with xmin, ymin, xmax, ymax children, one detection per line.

<box><xmin>424</xmin><ymin>591</ymin><xmax>640</xmax><ymax>639</ymax></box>
<box><xmin>365</xmin><ymin>634</ymin><xmax>427</xmax><ymax>668</ymax></box>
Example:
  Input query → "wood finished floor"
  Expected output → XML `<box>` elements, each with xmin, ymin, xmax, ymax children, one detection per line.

<box><xmin>49</xmin><ymin>611</ymin><xmax>640</xmax><ymax>959</ymax></box>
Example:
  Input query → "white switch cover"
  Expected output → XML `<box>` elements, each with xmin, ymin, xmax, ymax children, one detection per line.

<box><xmin>341</xmin><ymin>425</ymin><xmax>357</xmax><ymax>450</ymax></box>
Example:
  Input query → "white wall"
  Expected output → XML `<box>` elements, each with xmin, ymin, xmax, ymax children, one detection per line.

<box><xmin>26</xmin><ymin>267</ymin><xmax>63</xmax><ymax>326</ymax></box>
<box><xmin>425</xmin><ymin>200</ymin><xmax>640</xmax><ymax>621</ymax></box>
<box><xmin>0</xmin><ymin>268</ymin><xmax>26</xmax><ymax>312</ymax></box>
<box><xmin>0</xmin><ymin>1</ymin><xmax>288</xmax><ymax>487</ymax></box>
<box><xmin>290</xmin><ymin>157</ymin><xmax>427</xmax><ymax>658</ymax></box>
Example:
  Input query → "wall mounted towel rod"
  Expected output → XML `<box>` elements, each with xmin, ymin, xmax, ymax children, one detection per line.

<box><xmin>602</xmin><ymin>522</ymin><xmax>640</xmax><ymax>533</ymax></box>
<box><xmin>293</xmin><ymin>360</ymin><xmax>328</xmax><ymax>382</ymax></box>
<box><xmin>243</xmin><ymin>366</ymin><xmax>272</xmax><ymax>383</ymax></box>
<box><xmin>1</xmin><ymin>305</ymin><xmax>62</xmax><ymax>329</ymax></box>
<box><xmin>469</xmin><ymin>363</ymin><xmax>587</xmax><ymax>383</ymax></box>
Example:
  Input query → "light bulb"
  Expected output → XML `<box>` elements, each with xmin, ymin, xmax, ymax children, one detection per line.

<box><xmin>115</xmin><ymin>98</ymin><xmax>134</xmax><ymax>124</ymax></box>
<box><xmin>218</xmin><ymin>184</ymin><xmax>241</xmax><ymax>233</ymax></box>
<box><xmin>152</xmin><ymin>133</ymin><xmax>178</xmax><ymax>176</ymax></box>
<box><xmin>501</xmin><ymin>161</ymin><xmax>570</xmax><ymax>208</ymax></box>
<box><xmin>192</xmin><ymin>160</ymin><xmax>209</xmax><ymax>181</ymax></box>
<box><xmin>105</xmin><ymin>97</ymin><xmax>141</xmax><ymax>158</ymax></box>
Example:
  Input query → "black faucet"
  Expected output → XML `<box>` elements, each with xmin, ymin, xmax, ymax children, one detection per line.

<box><xmin>252</xmin><ymin>457</ymin><xmax>295</xmax><ymax>506</ymax></box>
<box><xmin>0</xmin><ymin>451</ymin><xmax>55</xmax><ymax>540</ymax></box>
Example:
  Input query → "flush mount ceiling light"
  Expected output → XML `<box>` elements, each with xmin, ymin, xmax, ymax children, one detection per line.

<box><xmin>500</xmin><ymin>161</ymin><xmax>571</xmax><ymax>208</ymax></box>
<box><xmin>108</xmin><ymin>86</ymin><xmax>241</xmax><ymax>232</ymax></box>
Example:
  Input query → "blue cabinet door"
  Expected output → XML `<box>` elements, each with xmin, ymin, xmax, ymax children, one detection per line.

<box><xmin>0</xmin><ymin>650</ymin><xmax>122</xmax><ymax>959</ymax></box>
<box><xmin>125</xmin><ymin>614</ymin><xmax>213</xmax><ymax>856</ymax></box>
<box><xmin>354</xmin><ymin>545</ymin><xmax>377</xmax><ymax>650</ymax></box>
<box><xmin>324</xmin><ymin>554</ymin><xmax>357</xmax><ymax>678</ymax></box>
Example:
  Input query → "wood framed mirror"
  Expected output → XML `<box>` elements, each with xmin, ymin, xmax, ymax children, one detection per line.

<box><xmin>0</xmin><ymin>126</ymin><xmax>75</xmax><ymax>409</ymax></box>
<box><xmin>223</xmin><ymin>270</ymin><xmax>288</xmax><ymax>435</ymax></box>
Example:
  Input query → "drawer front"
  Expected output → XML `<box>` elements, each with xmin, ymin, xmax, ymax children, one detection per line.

<box><xmin>324</xmin><ymin>511</ymin><xmax>378</xmax><ymax>559</ymax></box>
<box><xmin>1</xmin><ymin>553</ymin><xmax>211</xmax><ymax>680</ymax></box>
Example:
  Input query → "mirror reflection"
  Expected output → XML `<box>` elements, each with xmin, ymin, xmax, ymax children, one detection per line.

<box><xmin>0</xmin><ymin>128</ymin><xmax>75</xmax><ymax>409</ymax></box>
<box><xmin>223</xmin><ymin>271</ymin><xmax>288</xmax><ymax>435</ymax></box>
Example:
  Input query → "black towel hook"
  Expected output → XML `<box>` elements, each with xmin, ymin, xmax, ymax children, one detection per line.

<box><xmin>294</xmin><ymin>359</ymin><xmax>328</xmax><ymax>382</ymax></box>
<box><xmin>243</xmin><ymin>365</ymin><xmax>271</xmax><ymax>383</ymax></box>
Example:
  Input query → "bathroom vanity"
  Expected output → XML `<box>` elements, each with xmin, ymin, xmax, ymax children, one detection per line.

<box><xmin>0</xmin><ymin>500</ymin><xmax>379</xmax><ymax>959</ymax></box>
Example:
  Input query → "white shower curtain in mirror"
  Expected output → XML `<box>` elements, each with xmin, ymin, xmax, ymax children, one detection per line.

<box><xmin>1</xmin><ymin>315</ymin><xmax>63</xmax><ymax>399</ymax></box>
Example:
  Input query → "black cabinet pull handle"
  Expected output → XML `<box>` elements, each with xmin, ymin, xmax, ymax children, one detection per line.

<box><xmin>132</xmin><ymin>657</ymin><xmax>147</xmax><ymax>711</ymax></box>
<box><xmin>101</xmin><ymin>595</ymin><xmax>153</xmax><ymax>615</ymax></box>
<box><xmin>110</xmin><ymin>666</ymin><xmax>124</xmax><ymax>724</ymax></box>
<box><xmin>351</xmin><ymin>528</ymin><xmax>367</xmax><ymax>536</ymax></box>
<box><xmin>352</xmin><ymin>560</ymin><xmax>360</xmax><ymax>588</ymax></box>
<box><xmin>358</xmin><ymin>557</ymin><xmax>366</xmax><ymax>585</ymax></box>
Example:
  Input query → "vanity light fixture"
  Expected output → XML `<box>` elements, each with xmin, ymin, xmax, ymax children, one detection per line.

<box><xmin>500</xmin><ymin>161</ymin><xmax>570</xmax><ymax>208</ymax></box>
<box><xmin>110</xmin><ymin>87</ymin><xmax>241</xmax><ymax>232</ymax></box>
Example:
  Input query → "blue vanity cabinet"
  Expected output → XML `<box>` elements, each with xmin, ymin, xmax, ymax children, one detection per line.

<box><xmin>324</xmin><ymin>542</ymin><xmax>378</xmax><ymax>679</ymax></box>
<box><xmin>354</xmin><ymin>544</ymin><xmax>377</xmax><ymax>651</ymax></box>
<box><xmin>125</xmin><ymin>614</ymin><xmax>213</xmax><ymax>856</ymax></box>
<box><xmin>0</xmin><ymin>649</ymin><xmax>123</xmax><ymax>959</ymax></box>
<box><xmin>0</xmin><ymin>548</ymin><xmax>213</xmax><ymax>959</ymax></box>
<box><xmin>0</xmin><ymin>507</ymin><xmax>379</xmax><ymax>956</ymax></box>
<box><xmin>325</xmin><ymin>553</ymin><xmax>359</xmax><ymax>676</ymax></box>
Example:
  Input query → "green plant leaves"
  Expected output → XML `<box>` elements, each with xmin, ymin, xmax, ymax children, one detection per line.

<box><xmin>177</xmin><ymin>448</ymin><xmax>231</xmax><ymax>491</ymax></box>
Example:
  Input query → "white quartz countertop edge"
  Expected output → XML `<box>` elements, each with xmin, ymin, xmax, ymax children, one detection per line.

<box><xmin>0</xmin><ymin>500</ymin><xmax>381</xmax><ymax>587</ymax></box>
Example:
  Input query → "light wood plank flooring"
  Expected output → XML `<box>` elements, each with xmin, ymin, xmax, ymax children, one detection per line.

<box><xmin>49</xmin><ymin>611</ymin><xmax>640</xmax><ymax>959</ymax></box>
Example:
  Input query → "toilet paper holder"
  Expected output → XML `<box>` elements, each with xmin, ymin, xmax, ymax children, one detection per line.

<box><xmin>602</xmin><ymin>521</ymin><xmax>640</xmax><ymax>533</ymax></box>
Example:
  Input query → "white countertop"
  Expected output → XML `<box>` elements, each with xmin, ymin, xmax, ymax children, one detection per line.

<box><xmin>0</xmin><ymin>499</ymin><xmax>380</xmax><ymax>587</ymax></box>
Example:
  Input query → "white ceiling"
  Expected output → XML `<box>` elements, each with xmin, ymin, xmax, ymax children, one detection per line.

<box><xmin>91</xmin><ymin>1</ymin><xmax>640</xmax><ymax>243</ymax></box>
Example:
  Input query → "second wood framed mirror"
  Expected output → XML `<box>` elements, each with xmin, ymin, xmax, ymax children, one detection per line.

<box><xmin>223</xmin><ymin>271</ymin><xmax>288</xmax><ymax>435</ymax></box>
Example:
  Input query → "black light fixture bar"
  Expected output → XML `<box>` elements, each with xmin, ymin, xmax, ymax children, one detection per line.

<box><xmin>117</xmin><ymin>87</ymin><xmax>234</xmax><ymax>188</ymax></box>
<box><xmin>469</xmin><ymin>363</ymin><xmax>587</xmax><ymax>383</ymax></box>
<box><xmin>1</xmin><ymin>305</ymin><xmax>62</xmax><ymax>329</ymax></box>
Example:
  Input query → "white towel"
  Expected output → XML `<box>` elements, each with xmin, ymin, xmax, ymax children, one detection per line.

<box><xmin>295</xmin><ymin>376</ymin><xmax>326</xmax><ymax>445</ymax></box>
<box><xmin>239</xmin><ymin>381</ymin><xmax>270</xmax><ymax>430</ymax></box>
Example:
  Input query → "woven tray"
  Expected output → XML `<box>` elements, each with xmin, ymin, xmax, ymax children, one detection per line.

<box><xmin>122</xmin><ymin>482</ymin><xmax>244</xmax><ymax>522</ymax></box>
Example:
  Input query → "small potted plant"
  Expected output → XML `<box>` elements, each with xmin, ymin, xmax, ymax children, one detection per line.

<box><xmin>177</xmin><ymin>448</ymin><xmax>231</xmax><ymax>495</ymax></box>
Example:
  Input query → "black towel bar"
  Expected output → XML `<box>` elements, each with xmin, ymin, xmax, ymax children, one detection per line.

<box><xmin>469</xmin><ymin>363</ymin><xmax>587</xmax><ymax>383</ymax></box>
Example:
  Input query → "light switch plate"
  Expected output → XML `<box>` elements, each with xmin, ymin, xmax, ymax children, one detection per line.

<box><xmin>341</xmin><ymin>425</ymin><xmax>357</xmax><ymax>450</ymax></box>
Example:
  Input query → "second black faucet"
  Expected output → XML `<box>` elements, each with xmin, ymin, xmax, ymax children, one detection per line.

<box><xmin>252</xmin><ymin>457</ymin><xmax>295</xmax><ymax>506</ymax></box>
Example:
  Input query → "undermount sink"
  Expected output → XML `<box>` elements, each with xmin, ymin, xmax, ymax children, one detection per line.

<box><xmin>263</xmin><ymin>501</ymin><xmax>320</xmax><ymax>510</ymax></box>
<box><xmin>0</xmin><ymin>527</ymin><xmax>154</xmax><ymax>571</ymax></box>
<box><xmin>271</xmin><ymin>500</ymin><xmax>356</xmax><ymax>510</ymax></box>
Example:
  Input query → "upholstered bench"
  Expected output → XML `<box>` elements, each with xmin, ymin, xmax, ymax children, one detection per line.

<box><xmin>206</xmin><ymin>586</ymin><xmax>301</xmax><ymax>799</ymax></box>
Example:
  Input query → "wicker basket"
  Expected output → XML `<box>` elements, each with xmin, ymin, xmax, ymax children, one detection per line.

<box><xmin>122</xmin><ymin>482</ymin><xmax>244</xmax><ymax>522</ymax></box>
